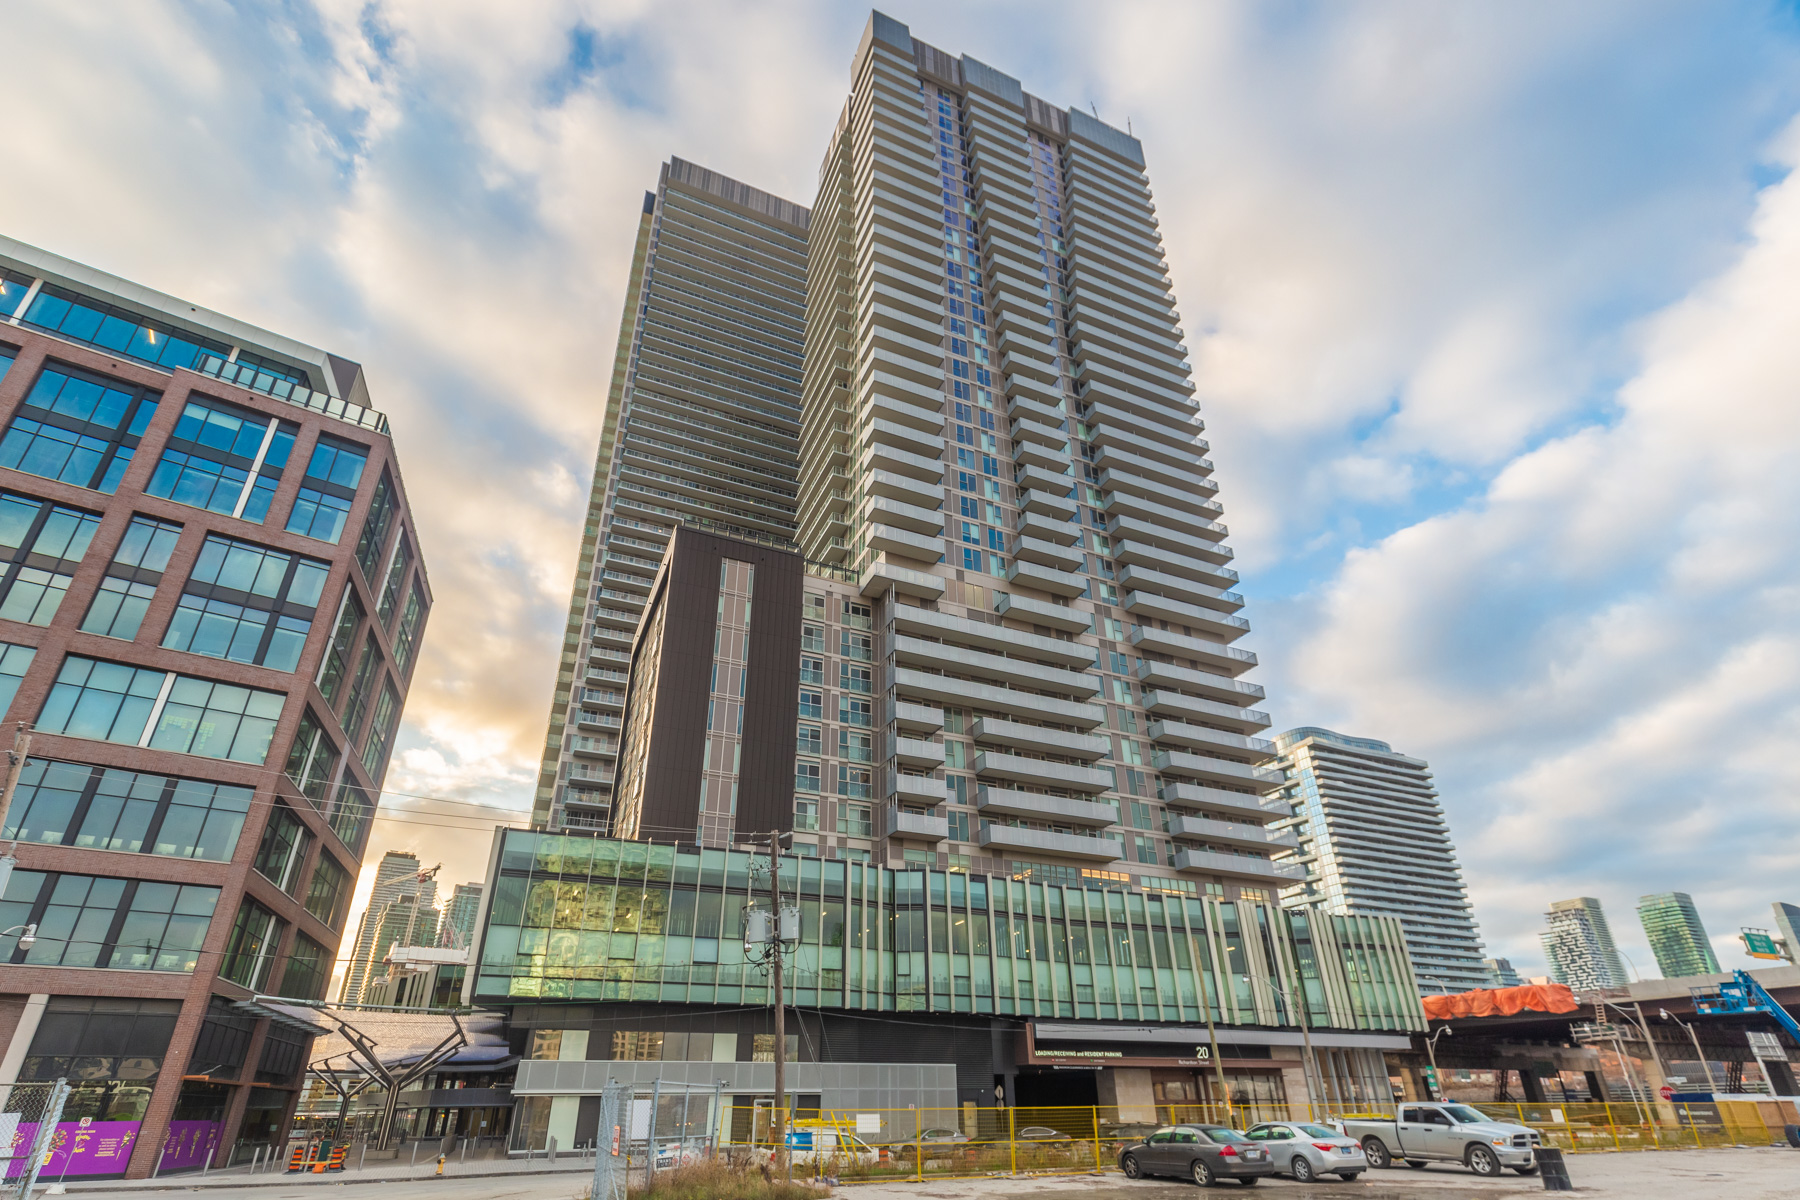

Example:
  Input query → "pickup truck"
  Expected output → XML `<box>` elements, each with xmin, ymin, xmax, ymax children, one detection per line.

<box><xmin>1339</xmin><ymin>1103</ymin><xmax>1540</xmax><ymax>1177</ymax></box>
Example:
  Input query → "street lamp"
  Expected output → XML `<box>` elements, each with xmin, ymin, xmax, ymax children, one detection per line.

<box><xmin>1424</xmin><ymin>1027</ymin><xmax>1453</xmax><ymax>1101</ymax></box>
<box><xmin>2</xmin><ymin>923</ymin><xmax>36</xmax><ymax>950</ymax></box>
<box><xmin>1659</xmin><ymin>1008</ymin><xmax>1719</xmax><ymax>1094</ymax></box>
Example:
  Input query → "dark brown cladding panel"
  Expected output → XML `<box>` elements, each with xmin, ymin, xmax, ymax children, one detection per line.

<box><xmin>627</xmin><ymin>527</ymin><xmax>801</xmax><ymax>843</ymax></box>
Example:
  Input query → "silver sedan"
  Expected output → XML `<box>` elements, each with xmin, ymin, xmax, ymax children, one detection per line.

<box><xmin>1244</xmin><ymin>1122</ymin><xmax>1367</xmax><ymax>1182</ymax></box>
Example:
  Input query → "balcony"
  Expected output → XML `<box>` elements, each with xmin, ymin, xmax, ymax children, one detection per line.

<box><xmin>860</xmin><ymin>560</ymin><xmax>946</xmax><ymax>599</ymax></box>
<box><xmin>1153</xmin><ymin>750</ymin><xmax>1283</xmax><ymax>792</ymax></box>
<box><xmin>892</xmin><ymin>604</ymin><xmax>1095</xmax><ymax>668</ymax></box>
<box><xmin>1006</xmin><ymin>559</ymin><xmax>1085</xmax><ymax>598</ymax></box>
<box><xmin>888</xmin><ymin>697</ymin><xmax>945</xmax><ymax>733</ymax></box>
<box><xmin>1128</xmin><ymin>625</ymin><xmax>1259</xmax><ymax>679</ymax></box>
<box><xmin>995</xmin><ymin>591</ymin><xmax>1091</xmax><ymax>633</ymax></box>
<box><xmin>892</xmin><ymin>635</ymin><xmax>1099</xmax><ymax>697</ymax></box>
<box><xmin>1167</xmin><ymin>814</ymin><xmax>1298</xmax><ymax>852</ymax></box>
<box><xmin>1135</xmin><ymin>658</ymin><xmax>1266</xmax><ymax>708</ymax></box>
<box><xmin>886</xmin><ymin>804</ymin><xmax>949</xmax><ymax>842</ymax></box>
<box><xmin>977</xmin><ymin>786</ymin><xmax>1118</xmax><ymax>828</ymax></box>
<box><xmin>1013</xmin><ymin>440</ymin><xmax>1071</xmax><ymax>472</ymax></box>
<box><xmin>1116</xmin><ymin>565</ymin><xmax>1243</xmax><ymax>613</ymax></box>
<box><xmin>1146</xmin><ymin>717</ymin><xmax>1277</xmax><ymax>762</ymax></box>
<box><xmin>867</xmin><ymin>522</ymin><xmax>944</xmax><ymax>563</ymax></box>
<box><xmin>1104</xmin><ymin>514</ymin><xmax>1232</xmax><ymax>562</ymax></box>
<box><xmin>1113</xmin><ymin>539</ymin><xmax>1238</xmax><ymax>590</ymax></box>
<box><xmin>886</xmin><ymin>769</ymin><xmax>944</xmax><ymax>806</ymax></box>
<box><xmin>975</xmin><ymin>750</ymin><xmax>1113</xmax><ymax>794</ymax></box>
<box><xmin>1018</xmin><ymin>488</ymin><xmax>1078</xmax><ymax>520</ymax></box>
<box><xmin>1016</xmin><ymin>511</ymin><xmax>1080</xmax><ymax>546</ymax></box>
<box><xmin>890</xmin><ymin>734</ymin><xmax>945</xmax><ymax>769</ymax></box>
<box><xmin>1172</xmin><ymin>847</ymin><xmax>1308</xmax><ymax>886</ymax></box>
<box><xmin>1137</xmin><ymin>690</ymin><xmax>1267</xmax><ymax>737</ymax></box>
<box><xmin>866</xmin><ymin>468</ymin><xmax>943</xmax><ymax>506</ymax></box>
<box><xmin>1161</xmin><ymin>782</ymin><xmax>1287</xmax><ymax>822</ymax></box>
<box><xmin>1014</xmin><ymin>535</ymin><xmax>1084</xmax><ymax>573</ymax></box>
<box><xmin>971</xmin><ymin>717</ymin><xmax>1110</xmax><ymax>761</ymax></box>
<box><xmin>1014</xmin><ymin>463</ymin><xmax>1074</xmax><ymax>496</ymax></box>
<box><xmin>861</xmin><ymin>495</ymin><xmax>944</xmax><ymax>536</ymax></box>
<box><xmin>891</xmin><ymin>667</ymin><xmax>1105</xmax><ymax>727</ymax></box>
<box><xmin>980</xmin><ymin>823</ymin><xmax>1124</xmax><ymax>862</ymax></box>
<box><xmin>1123</xmin><ymin>591</ymin><xmax>1251</xmax><ymax>642</ymax></box>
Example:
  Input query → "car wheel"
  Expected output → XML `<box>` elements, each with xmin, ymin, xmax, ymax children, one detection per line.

<box><xmin>1235</xmin><ymin>1178</ymin><xmax>1259</xmax><ymax>1186</ymax></box>
<box><xmin>1336</xmin><ymin>1174</ymin><xmax>1361</xmax><ymax>1182</ymax></box>
<box><xmin>1289</xmin><ymin>1155</ymin><xmax>1314</xmax><ymax>1183</ymax></box>
<box><xmin>1466</xmin><ymin>1145</ymin><xmax>1502</xmax><ymax>1178</ymax></box>
<box><xmin>1360</xmin><ymin>1138</ymin><xmax>1390</xmax><ymax>1169</ymax></box>
<box><xmin>1121</xmin><ymin>1153</ymin><xmax>1142</xmax><ymax>1180</ymax></box>
<box><xmin>1192</xmin><ymin>1158</ymin><xmax>1215</xmax><ymax>1187</ymax></box>
<box><xmin>1513</xmin><ymin>1165</ymin><xmax>1539</xmax><ymax>1176</ymax></box>
<box><xmin>1406</xmin><ymin>1160</ymin><xmax>1428</xmax><ymax>1169</ymax></box>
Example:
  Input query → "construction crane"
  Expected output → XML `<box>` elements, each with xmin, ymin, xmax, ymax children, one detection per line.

<box><xmin>1690</xmin><ymin>969</ymin><xmax>1800</xmax><ymax>1043</ymax></box>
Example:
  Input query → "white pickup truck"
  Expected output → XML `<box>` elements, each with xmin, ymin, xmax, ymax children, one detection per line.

<box><xmin>1339</xmin><ymin>1102</ymin><xmax>1540</xmax><ymax>1177</ymax></box>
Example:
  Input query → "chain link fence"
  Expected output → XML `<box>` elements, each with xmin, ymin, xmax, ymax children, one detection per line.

<box><xmin>1</xmin><ymin>1080</ymin><xmax>70</xmax><ymax>1200</ymax></box>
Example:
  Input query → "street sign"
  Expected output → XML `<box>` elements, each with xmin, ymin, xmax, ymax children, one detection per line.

<box><xmin>1658</xmin><ymin>1085</ymin><xmax>1674</xmax><ymax>1101</ymax></box>
<box><xmin>1742</xmin><ymin>929</ymin><xmax>1784</xmax><ymax>960</ymax></box>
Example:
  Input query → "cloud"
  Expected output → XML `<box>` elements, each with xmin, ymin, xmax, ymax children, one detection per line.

<box><xmin>5</xmin><ymin>0</ymin><xmax>1800</xmax><ymax>983</ymax></box>
<box><xmin>1268</xmin><ymin>116</ymin><xmax>1800</xmax><ymax>972</ymax></box>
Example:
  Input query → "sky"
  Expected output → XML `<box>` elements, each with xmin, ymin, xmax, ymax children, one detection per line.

<box><xmin>4</xmin><ymin>0</ymin><xmax>1799</xmax><ymax>984</ymax></box>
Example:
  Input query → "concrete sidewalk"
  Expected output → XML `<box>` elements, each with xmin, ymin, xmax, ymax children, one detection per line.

<box><xmin>56</xmin><ymin>1151</ymin><xmax>595</xmax><ymax>1193</ymax></box>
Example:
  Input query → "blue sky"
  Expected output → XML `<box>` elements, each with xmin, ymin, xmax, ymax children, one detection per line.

<box><xmin>4</xmin><ymin>0</ymin><xmax>1799</xmax><ymax>981</ymax></box>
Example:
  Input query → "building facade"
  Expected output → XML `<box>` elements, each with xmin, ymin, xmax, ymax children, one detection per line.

<box><xmin>1638</xmin><ymin>891</ymin><xmax>1719</xmax><ymax>979</ymax></box>
<box><xmin>1269</xmin><ymin>727</ymin><xmax>1490</xmax><ymax>993</ymax></box>
<box><xmin>468</xmin><ymin>828</ymin><xmax>1424</xmax><ymax>1145</ymax></box>
<box><xmin>438</xmin><ymin>881</ymin><xmax>483</xmax><ymax>949</ymax></box>
<box><xmin>487</xmin><ymin>12</ymin><xmax>1427</xmax><ymax>1137</ymax></box>
<box><xmin>1483</xmin><ymin>957</ymin><xmax>1523</xmax><ymax>988</ymax></box>
<box><xmin>1541</xmin><ymin>897</ymin><xmax>1629</xmax><ymax>992</ymax></box>
<box><xmin>0</xmin><ymin>235</ymin><xmax>429</xmax><ymax>1177</ymax></box>
<box><xmin>532</xmin><ymin>159</ymin><xmax>810</xmax><ymax>833</ymax></box>
<box><xmin>338</xmin><ymin>850</ymin><xmax>438</xmax><ymax>1004</ymax></box>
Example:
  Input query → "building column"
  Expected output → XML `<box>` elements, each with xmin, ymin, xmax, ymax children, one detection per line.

<box><xmin>124</xmin><ymin>977</ymin><xmax>217</xmax><ymax>1178</ymax></box>
<box><xmin>0</xmin><ymin>994</ymin><xmax>50</xmax><ymax>1111</ymax></box>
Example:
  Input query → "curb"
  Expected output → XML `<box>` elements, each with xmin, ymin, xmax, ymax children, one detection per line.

<box><xmin>59</xmin><ymin>1164</ymin><xmax>595</xmax><ymax>1193</ymax></box>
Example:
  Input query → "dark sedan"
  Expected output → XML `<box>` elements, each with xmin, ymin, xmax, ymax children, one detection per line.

<box><xmin>1119</xmin><ymin>1124</ymin><xmax>1274</xmax><ymax>1186</ymax></box>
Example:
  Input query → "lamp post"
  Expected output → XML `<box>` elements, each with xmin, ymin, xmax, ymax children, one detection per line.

<box><xmin>1424</xmin><ymin>1027</ymin><xmax>1453</xmax><ymax>1101</ymax></box>
<box><xmin>1659</xmin><ymin>1008</ymin><xmax>1719</xmax><ymax>1094</ymax></box>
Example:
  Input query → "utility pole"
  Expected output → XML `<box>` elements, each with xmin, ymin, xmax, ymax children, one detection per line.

<box><xmin>769</xmin><ymin>833</ymin><xmax>785</xmax><ymax>1169</ymax></box>
<box><xmin>1197</xmin><ymin>959</ymin><xmax>1230</xmax><ymax>1120</ymax></box>
<box><xmin>0</xmin><ymin>723</ymin><xmax>33</xmax><ymax>897</ymax></box>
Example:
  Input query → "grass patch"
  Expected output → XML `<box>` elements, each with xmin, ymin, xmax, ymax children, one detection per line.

<box><xmin>626</xmin><ymin>1158</ymin><xmax>831</xmax><ymax>1200</ymax></box>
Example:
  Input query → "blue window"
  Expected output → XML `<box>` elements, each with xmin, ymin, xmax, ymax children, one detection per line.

<box><xmin>20</xmin><ymin>284</ymin><xmax>229</xmax><ymax>372</ymax></box>
<box><xmin>978</xmin><ymin>411</ymin><xmax>997</xmax><ymax>431</ymax></box>
<box><xmin>0</xmin><ymin>492</ymin><xmax>102</xmax><ymax>627</ymax></box>
<box><xmin>960</xmin><ymin>521</ymin><xmax>979</xmax><ymax>544</ymax></box>
<box><xmin>956</xmin><ymin>448</ymin><xmax>976</xmax><ymax>469</ymax></box>
<box><xmin>987</xmin><ymin>529</ymin><xmax>1007</xmax><ymax>552</ymax></box>
<box><xmin>798</xmin><ymin>690</ymin><xmax>823</xmax><ymax>721</ymax></box>
<box><xmin>146</xmin><ymin>397</ymin><xmax>296</xmax><ymax>523</ymax></box>
<box><xmin>0</xmin><ymin>365</ymin><xmax>159</xmax><ymax>493</ymax></box>
<box><xmin>80</xmin><ymin>516</ymin><xmax>182</xmax><ymax>641</ymax></box>
<box><xmin>795</xmin><ymin>761</ymin><xmax>820</xmax><ymax>793</ymax></box>
<box><xmin>162</xmin><ymin>534</ymin><xmax>330</xmax><ymax>673</ymax></box>
<box><xmin>989</xmin><ymin>553</ymin><xmax>1007</xmax><ymax>576</ymax></box>
<box><xmin>982</xmin><ymin>455</ymin><xmax>999</xmax><ymax>476</ymax></box>
<box><xmin>285</xmin><ymin>436</ymin><xmax>367</xmax><ymax>544</ymax></box>
<box><xmin>951</xmin><ymin>360</ymin><xmax>969</xmax><ymax>379</ymax></box>
<box><xmin>959</xmin><ymin>496</ymin><xmax>979</xmax><ymax>519</ymax></box>
<box><xmin>0</xmin><ymin>641</ymin><xmax>36</xmax><ymax>715</ymax></box>
<box><xmin>37</xmin><ymin>656</ymin><xmax>284</xmax><ymax>764</ymax></box>
<box><xmin>958</xmin><ymin>472</ymin><xmax>977</xmax><ymax>492</ymax></box>
<box><xmin>0</xmin><ymin>271</ymin><xmax>31</xmax><ymax>319</ymax></box>
<box><xmin>955</xmin><ymin>426</ymin><xmax>974</xmax><ymax>446</ymax></box>
<box><xmin>962</xmin><ymin>547</ymin><xmax>982</xmax><ymax>571</ymax></box>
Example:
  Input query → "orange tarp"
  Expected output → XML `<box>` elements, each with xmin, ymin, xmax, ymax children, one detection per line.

<box><xmin>1422</xmin><ymin>983</ymin><xmax>1580</xmax><ymax>1021</ymax></box>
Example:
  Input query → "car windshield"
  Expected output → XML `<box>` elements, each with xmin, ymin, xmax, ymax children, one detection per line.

<box><xmin>1204</xmin><ymin>1128</ymin><xmax>1250</xmax><ymax>1144</ymax></box>
<box><xmin>1442</xmin><ymin>1106</ymin><xmax>1489</xmax><ymax>1124</ymax></box>
<box><xmin>1297</xmin><ymin>1125</ymin><xmax>1340</xmax><ymax>1139</ymax></box>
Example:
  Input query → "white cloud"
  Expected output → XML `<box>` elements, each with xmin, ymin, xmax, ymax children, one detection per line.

<box><xmin>5</xmin><ymin>0</ymin><xmax>1799</xmax><ymax>978</ymax></box>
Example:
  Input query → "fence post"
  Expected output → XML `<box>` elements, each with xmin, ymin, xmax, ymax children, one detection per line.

<box><xmin>1008</xmin><ymin>1105</ymin><xmax>1017</xmax><ymax>1177</ymax></box>
<box><xmin>1092</xmin><ymin>1106</ymin><xmax>1102</xmax><ymax>1173</ymax></box>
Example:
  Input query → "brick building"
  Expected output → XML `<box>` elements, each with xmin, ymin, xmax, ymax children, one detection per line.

<box><xmin>0</xmin><ymin>235</ymin><xmax>428</xmax><ymax>1178</ymax></box>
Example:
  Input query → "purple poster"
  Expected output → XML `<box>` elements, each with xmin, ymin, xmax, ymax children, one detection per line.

<box><xmin>157</xmin><ymin>1121</ymin><xmax>223</xmax><ymax>1172</ymax></box>
<box><xmin>5</xmin><ymin>1120</ymin><xmax>141</xmax><ymax>1178</ymax></box>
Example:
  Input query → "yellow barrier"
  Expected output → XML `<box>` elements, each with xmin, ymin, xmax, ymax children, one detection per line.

<box><xmin>719</xmin><ymin>1099</ymin><xmax>1789</xmax><ymax>1183</ymax></box>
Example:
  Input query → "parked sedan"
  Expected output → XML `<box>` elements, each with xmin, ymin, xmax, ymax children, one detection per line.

<box><xmin>893</xmin><ymin>1128</ymin><xmax>971</xmax><ymax>1161</ymax></box>
<box><xmin>1119</xmin><ymin>1125</ymin><xmax>1274</xmax><ymax>1186</ymax></box>
<box><xmin>1245</xmin><ymin>1122</ymin><xmax>1367</xmax><ymax>1183</ymax></box>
